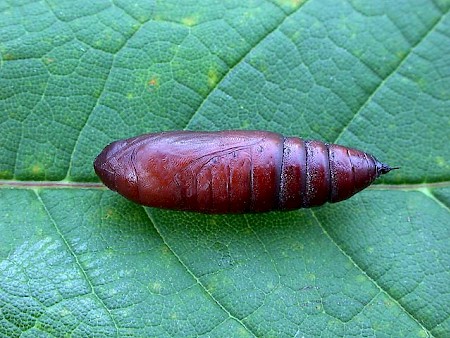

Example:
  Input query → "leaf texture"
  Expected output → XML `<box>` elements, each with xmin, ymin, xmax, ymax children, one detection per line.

<box><xmin>1</xmin><ymin>0</ymin><xmax>449</xmax><ymax>337</ymax></box>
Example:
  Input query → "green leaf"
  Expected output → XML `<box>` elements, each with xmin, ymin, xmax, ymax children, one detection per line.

<box><xmin>1</xmin><ymin>0</ymin><xmax>449</xmax><ymax>337</ymax></box>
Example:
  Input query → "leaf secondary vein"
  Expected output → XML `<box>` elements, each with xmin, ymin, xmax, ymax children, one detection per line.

<box><xmin>184</xmin><ymin>1</ymin><xmax>310</xmax><ymax>129</ymax></box>
<box><xmin>145</xmin><ymin>209</ymin><xmax>256</xmax><ymax>336</ymax></box>
<box><xmin>333</xmin><ymin>7</ymin><xmax>449</xmax><ymax>144</ymax></box>
<box><xmin>34</xmin><ymin>190</ymin><xmax>120</xmax><ymax>334</ymax></box>
<box><xmin>310</xmin><ymin>210</ymin><xmax>434</xmax><ymax>335</ymax></box>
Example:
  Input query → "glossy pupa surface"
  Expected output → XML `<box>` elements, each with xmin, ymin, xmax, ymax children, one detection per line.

<box><xmin>94</xmin><ymin>130</ymin><xmax>394</xmax><ymax>213</ymax></box>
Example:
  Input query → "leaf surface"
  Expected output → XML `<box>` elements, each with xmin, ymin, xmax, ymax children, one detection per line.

<box><xmin>1</xmin><ymin>0</ymin><xmax>449</xmax><ymax>337</ymax></box>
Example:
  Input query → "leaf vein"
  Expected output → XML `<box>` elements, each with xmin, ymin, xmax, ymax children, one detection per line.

<box><xmin>333</xmin><ymin>8</ymin><xmax>449</xmax><ymax>144</ymax></box>
<box><xmin>145</xmin><ymin>209</ymin><xmax>256</xmax><ymax>337</ymax></box>
<box><xmin>310</xmin><ymin>209</ymin><xmax>434</xmax><ymax>335</ymax></box>
<box><xmin>184</xmin><ymin>1</ymin><xmax>310</xmax><ymax>129</ymax></box>
<box><xmin>34</xmin><ymin>190</ymin><xmax>120</xmax><ymax>335</ymax></box>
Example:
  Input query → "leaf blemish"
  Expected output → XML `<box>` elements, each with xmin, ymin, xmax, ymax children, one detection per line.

<box><xmin>207</xmin><ymin>68</ymin><xmax>219</xmax><ymax>88</ymax></box>
<box><xmin>181</xmin><ymin>15</ymin><xmax>199</xmax><ymax>27</ymax></box>
<box><xmin>147</xmin><ymin>76</ymin><xmax>160</xmax><ymax>92</ymax></box>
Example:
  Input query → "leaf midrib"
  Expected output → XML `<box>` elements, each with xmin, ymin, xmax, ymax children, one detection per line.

<box><xmin>1</xmin><ymin>180</ymin><xmax>449</xmax><ymax>190</ymax></box>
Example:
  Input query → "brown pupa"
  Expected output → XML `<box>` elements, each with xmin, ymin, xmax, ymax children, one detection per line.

<box><xmin>94</xmin><ymin>130</ymin><xmax>396</xmax><ymax>213</ymax></box>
